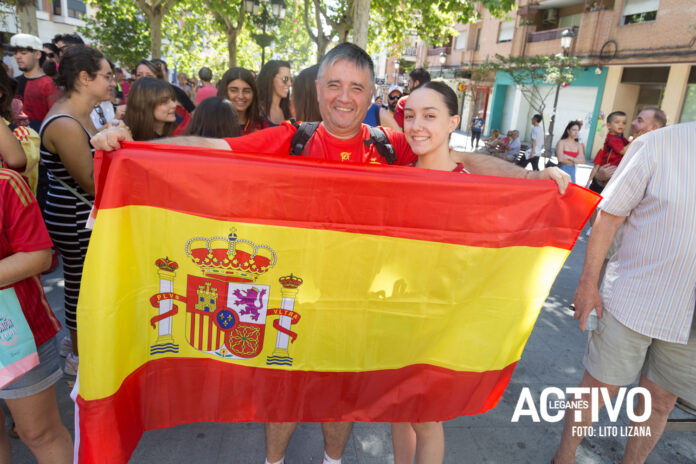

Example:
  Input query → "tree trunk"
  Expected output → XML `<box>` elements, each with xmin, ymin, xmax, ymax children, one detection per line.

<box><xmin>351</xmin><ymin>0</ymin><xmax>369</xmax><ymax>49</ymax></box>
<box><xmin>316</xmin><ymin>37</ymin><xmax>330</xmax><ymax>62</ymax></box>
<box><xmin>150</xmin><ymin>11</ymin><xmax>163</xmax><ymax>59</ymax></box>
<box><xmin>227</xmin><ymin>30</ymin><xmax>238</xmax><ymax>68</ymax></box>
<box><xmin>16</xmin><ymin>0</ymin><xmax>39</xmax><ymax>36</ymax></box>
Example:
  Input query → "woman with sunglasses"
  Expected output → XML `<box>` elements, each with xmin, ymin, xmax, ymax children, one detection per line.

<box><xmin>217</xmin><ymin>67</ymin><xmax>268</xmax><ymax>135</ymax></box>
<box><xmin>256</xmin><ymin>60</ymin><xmax>292</xmax><ymax>126</ymax></box>
<box><xmin>39</xmin><ymin>45</ymin><xmax>115</xmax><ymax>375</ymax></box>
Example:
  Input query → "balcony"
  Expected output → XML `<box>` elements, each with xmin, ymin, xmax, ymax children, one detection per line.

<box><xmin>401</xmin><ymin>46</ymin><xmax>418</xmax><ymax>62</ymax></box>
<box><xmin>427</xmin><ymin>46</ymin><xmax>452</xmax><ymax>56</ymax></box>
<box><xmin>527</xmin><ymin>25</ymin><xmax>578</xmax><ymax>43</ymax></box>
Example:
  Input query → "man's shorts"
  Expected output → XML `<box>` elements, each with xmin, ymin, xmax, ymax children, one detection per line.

<box><xmin>583</xmin><ymin>309</ymin><xmax>696</xmax><ymax>404</ymax></box>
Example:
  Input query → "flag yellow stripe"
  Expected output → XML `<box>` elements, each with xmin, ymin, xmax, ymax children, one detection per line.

<box><xmin>78</xmin><ymin>206</ymin><xmax>567</xmax><ymax>400</ymax></box>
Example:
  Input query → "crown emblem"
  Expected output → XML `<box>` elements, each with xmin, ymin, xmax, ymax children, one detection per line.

<box><xmin>155</xmin><ymin>257</ymin><xmax>178</xmax><ymax>272</ymax></box>
<box><xmin>185</xmin><ymin>229</ymin><xmax>277</xmax><ymax>283</ymax></box>
<box><xmin>279</xmin><ymin>274</ymin><xmax>303</xmax><ymax>289</ymax></box>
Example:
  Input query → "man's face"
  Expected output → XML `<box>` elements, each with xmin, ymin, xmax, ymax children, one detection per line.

<box><xmin>387</xmin><ymin>91</ymin><xmax>401</xmax><ymax>111</ymax></box>
<box><xmin>14</xmin><ymin>49</ymin><xmax>40</xmax><ymax>73</ymax></box>
<box><xmin>316</xmin><ymin>59</ymin><xmax>373</xmax><ymax>139</ymax></box>
<box><xmin>631</xmin><ymin>110</ymin><xmax>658</xmax><ymax>137</ymax></box>
<box><xmin>43</xmin><ymin>47</ymin><xmax>57</xmax><ymax>62</ymax></box>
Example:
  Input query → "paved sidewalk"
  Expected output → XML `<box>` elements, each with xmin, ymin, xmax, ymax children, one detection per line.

<box><xmin>5</xmin><ymin>153</ymin><xmax>695</xmax><ymax>462</ymax></box>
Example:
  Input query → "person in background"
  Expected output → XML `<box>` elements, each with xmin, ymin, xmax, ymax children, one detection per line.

<box><xmin>194</xmin><ymin>67</ymin><xmax>217</xmax><ymax>106</ymax></box>
<box><xmin>42</xmin><ymin>43</ymin><xmax>59</xmax><ymax>64</ymax></box>
<box><xmin>257</xmin><ymin>60</ymin><xmax>292</xmax><ymax>126</ymax></box>
<box><xmin>217</xmin><ymin>67</ymin><xmax>266</xmax><ymax>135</ymax></box>
<box><xmin>185</xmin><ymin>96</ymin><xmax>241</xmax><ymax>138</ymax></box>
<box><xmin>470</xmin><ymin>111</ymin><xmax>485</xmax><ymax>149</ymax></box>
<box><xmin>152</xmin><ymin>58</ymin><xmax>195</xmax><ymax>114</ymax></box>
<box><xmin>291</xmin><ymin>65</ymin><xmax>321</xmax><ymax>122</ymax></box>
<box><xmin>125</xmin><ymin>77</ymin><xmax>179</xmax><ymax>140</ymax></box>
<box><xmin>501</xmin><ymin>130</ymin><xmax>521</xmax><ymax>162</ymax></box>
<box><xmin>39</xmin><ymin>45</ymin><xmax>114</xmax><ymax>375</ymax></box>
<box><xmin>585</xmin><ymin>111</ymin><xmax>628</xmax><ymax>193</ymax></box>
<box><xmin>555</xmin><ymin>121</ymin><xmax>586</xmax><ymax>183</ymax></box>
<box><xmin>51</xmin><ymin>33</ymin><xmax>84</xmax><ymax>61</ymax></box>
<box><xmin>483</xmin><ymin>129</ymin><xmax>501</xmax><ymax>153</ymax></box>
<box><xmin>517</xmin><ymin>114</ymin><xmax>543</xmax><ymax>171</ymax></box>
<box><xmin>392</xmin><ymin>67</ymin><xmax>431</xmax><ymax>130</ymax></box>
<box><xmin>374</xmin><ymin>95</ymin><xmax>383</xmax><ymax>108</ymax></box>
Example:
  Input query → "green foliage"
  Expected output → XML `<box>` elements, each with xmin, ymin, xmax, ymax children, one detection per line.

<box><xmin>79</xmin><ymin>0</ymin><xmax>151</xmax><ymax>70</ymax></box>
<box><xmin>481</xmin><ymin>53</ymin><xmax>581</xmax><ymax>114</ymax></box>
<box><xmin>273</xmin><ymin>1</ymin><xmax>316</xmax><ymax>71</ymax></box>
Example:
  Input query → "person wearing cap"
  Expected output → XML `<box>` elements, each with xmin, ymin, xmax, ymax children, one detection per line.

<box><xmin>11</xmin><ymin>33</ymin><xmax>59</xmax><ymax>132</ymax></box>
<box><xmin>387</xmin><ymin>84</ymin><xmax>403</xmax><ymax>113</ymax></box>
<box><xmin>364</xmin><ymin>84</ymin><xmax>403</xmax><ymax>131</ymax></box>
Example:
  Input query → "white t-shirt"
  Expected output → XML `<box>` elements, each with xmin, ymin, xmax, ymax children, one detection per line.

<box><xmin>530</xmin><ymin>124</ymin><xmax>544</xmax><ymax>158</ymax></box>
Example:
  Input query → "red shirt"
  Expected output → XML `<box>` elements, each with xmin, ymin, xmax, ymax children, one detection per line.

<box><xmin>594</xmin><ymin>133</ymin><xmax>629</xmax><ymax>167</ymax></box>
<box><xmin>0</xmin><ymin>169</ymin><xmax>60</xmax><ymax>346</ymax></box>
<box><xmin>224</xmin><ymin>121</ymin><xmax>416</xmax><ymax>166</ymax></box>
<box><xmin>16</xmin><ymin>75</ymin><xmax>59</xmax><ymax>126</ymax></box>
<box><xmin>194</xmin><ymin>84</ymin><xmax>217</xmax><ymax>105</ymax></box>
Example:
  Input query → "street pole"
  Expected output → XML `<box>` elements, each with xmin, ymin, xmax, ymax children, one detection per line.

<box><xmin>547</xmin><ymin>29</ymin><xmax>575</xmax><ymax>164</ymax></box>
<box><xmin>261</xmin><ymin>15</ymin><xmax>267</xmax><ymax>68</ymax></box>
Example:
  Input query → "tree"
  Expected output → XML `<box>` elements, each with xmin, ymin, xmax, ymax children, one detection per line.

<box><xmin>1</xmin><ymin>0</ymin><xmax>38</xmax><ymax>35</ymax></box>
<box><xmin>206</xmin><ymin>0</ymin><xmax>246</xmax><ymax>67</ymax></box>
<box><xmin>482</xmin><ymin>54</ymin><xmax>581</xmax><ymax>157</ymax></box>
<box><xmin>134</xmin><ymin>0</ymin><xmax>179</xmax><ymax>59</ymax></box>
<box><xmin>79</xmin><ymin>0</ymin><xmax>151</xmax><ymax>70</ymax></box>
<box><xmin>302</xmin><ymin>0</ymin><xmax>350</xmax><ymax>62</ymax></box>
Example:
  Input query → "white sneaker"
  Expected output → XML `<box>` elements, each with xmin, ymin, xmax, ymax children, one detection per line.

<box><xmin>64</xmin><ymin>353</ymin><xmax>79</xmax><ymax>376</ymax></box>
<box><xmin>59</xmin><ymin>336</ymin><xmax>72</xmax><ymax>358</ymax></box>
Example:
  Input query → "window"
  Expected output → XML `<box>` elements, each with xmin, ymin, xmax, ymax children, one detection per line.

<box><xmin>455</xmin><ymin>32</ymin><xmax>467</xmax><ymax>50</ymax></box>
<box><xmin>67</xmin><ymin>0</ymin><xmax>85</xmax><ymax>18</ymax></box>
<box><xmin>621</xmin><ymin>0</ymin><xmax>659</xmax><ymax>25</ymax></box>
<box><xmin>497</xmin><ymin>20</ymin><xmax>514</xmax><ymax>43</ymax></box>
<box><xmin>559</xmin><ymin>13</ymin><xmax>582</xmax><ymax>29</ymax></box>
<box><xmin>53</xmin><ymin>0</ymin><xmax>62</xmax><ymax>16</ymax></box>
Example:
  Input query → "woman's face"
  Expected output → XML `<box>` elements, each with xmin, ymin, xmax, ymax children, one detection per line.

<box><xmin>135</xmin><ymin>64</ymin><xmax>157</xmax><ymax>80</ymax></box>
<box><xmin>568</xmin><ymin>124</ymin><xmax>580</xmax><ymax>139</ymax></box>
<box><xmin>273</xmin><ymin>67</ymin><xmax>291</xmax><ymax>99</ymax></box>
<box><xmin>226</xmin><ymin>79</ymin><xmax>253</xmax><ymax>115</ymax></box>
<box><xmin>152</xmin><ymin>97</ymin><xmax>177</xmax><ymax>124</ymax></box>
<box><xmin>90</xmin><ymin>59</ymin><xmax>115</xmax><ymax>101</ymax></box>
<box><xmin>403</xmin><ymin>88</ymin><xmax>459</xmax><ymax>156</ymax></box>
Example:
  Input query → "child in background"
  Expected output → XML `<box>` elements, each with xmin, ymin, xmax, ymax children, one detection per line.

<box><xmin>585</xmin><ymin>111</ymin><xmax>629</xmax><ymax>193</ymax></box>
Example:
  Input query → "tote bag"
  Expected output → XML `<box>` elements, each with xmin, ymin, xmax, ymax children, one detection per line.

<box><xmin>0</xmin><ymin>287</ymin><xmax>39</xmax><ymax>389</ymax></box>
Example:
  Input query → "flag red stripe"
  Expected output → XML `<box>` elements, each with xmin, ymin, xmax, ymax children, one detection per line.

<box><xmin>77</xmin><ymin>358</ymin><xmax>516</xmax><ymax>463</ymax></box>
<box><xmin>94</xmin><ymin>144</ymin><xmax>599</xmax><ymax>250</ymax></box>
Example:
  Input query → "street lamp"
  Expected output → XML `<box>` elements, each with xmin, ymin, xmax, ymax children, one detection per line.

<box><xmin>547</xmin><ymin>28</ymin><xmax>576</xmax><ymax>164</ymax></box>
<box><xmin>439</xmin><ymin>50</ymin><xmax>447</xmax><ymax>77</ymax></box>
<box><xmin>244</xmin><ymin>0</ymin><xmax>286</xmax><ymax>68</ymax></box>
<box><xmin>393</xmin><ymin>59</ymin><xmax>400</xmax><ymax>84</ymax></box>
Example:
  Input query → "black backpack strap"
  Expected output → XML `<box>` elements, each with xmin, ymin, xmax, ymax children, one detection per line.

<box><xmin>290</xmin><ymin>121</ymin><xmax>320</xmax><ymax>157</ymax></box>
<box><xmin>365</xmin><ymin>126</ymin><xmax>396</xmax><ymax>164</ymax></box>
<box><xmin>374</xmin><ymin>105</ymin><xmax>381</xmax><ymax>127</ymax></box>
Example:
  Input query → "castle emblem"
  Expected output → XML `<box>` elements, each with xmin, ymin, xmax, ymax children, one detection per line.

<box><xmin>148</xmin><ymin>229</ymin><xmax>303</xmax><ymax>365</ymax></box>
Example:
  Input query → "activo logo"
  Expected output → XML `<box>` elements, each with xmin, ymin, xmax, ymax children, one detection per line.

<box><xmin>511</xmin><ymin>386</ymin><xmax>651</xmax><ymax>423</ymax></box>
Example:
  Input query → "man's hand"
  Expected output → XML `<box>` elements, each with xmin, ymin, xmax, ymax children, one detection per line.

<box><xmin>573</xmin><ymin>277</ymin><xmax>603</xmax><ymax>332</ymax></box>
<box><xmin>528</xmin><ymin>166</ymin><xmax>570</xmax><ymax>194</ymax></box>
<box><xmin>91</xmin><ymin>126</ymin><xmax>133</xmax><ymax>151</ymax></box>
<box><xmin>595</xmin><ymin>164</ymin><xmax>616</xmax><ymax>183</ymax></box>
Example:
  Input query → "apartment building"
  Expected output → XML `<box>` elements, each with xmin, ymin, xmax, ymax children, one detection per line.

<box><xmin>1</xmin><ymin>0</ymin><xmax>89</xmax><ymax>43</ymax></box>
<box><xmin>408</xmin><ymin>0</ymin><xmax>696</xmax><ymax>155</ymax></box>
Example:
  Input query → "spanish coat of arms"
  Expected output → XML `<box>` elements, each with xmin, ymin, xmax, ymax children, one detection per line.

<box><xmin>148</xmin><ymin>229</ymin><xmax>302</xmax><ymax>367</ymax></box>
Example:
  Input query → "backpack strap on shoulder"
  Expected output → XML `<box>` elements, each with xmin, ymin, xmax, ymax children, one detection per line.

<box><xmin>365</xmin><ymin>126</ymin><xmax>396</xmax><ymax>164</ymax></box>
<box><xmin>290</xmin><ymin>121</ymin><xmax>320</xmax><ymax>157</ymax></box>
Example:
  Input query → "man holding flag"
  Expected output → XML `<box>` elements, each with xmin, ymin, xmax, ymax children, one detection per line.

<box><xmin>92</xmin><ymin>43</ymin><xmax>571</xmax><ymax>464</ymax></box>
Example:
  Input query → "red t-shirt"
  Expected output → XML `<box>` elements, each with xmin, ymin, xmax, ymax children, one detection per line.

<box><xmin>16</xmin><ymin>75</ymin><xmax>59</xmax><ymax>125</ymax></box>
<box><xmin>0</xmin><ymin>169</ymin><xmax>60</xmax><ymax>346</ymax></box>
<box><xmin>194</xmin><ymin>84</ymin><xmax>217</xmax><ymax>105</ymax></box>
<box><xmin>393</xmin><ymin>96</ymin><xmax>407</xmax><ymax>129</ymax></box>
<box><xmin>224</xmin><ymin>121</ymin><xmax>416</xmax><ymax>166</ymax></box>
<box><xmin>594</xmin><ymin>133</ymin><xmax>629</xmax><ymax>167</ymax></box>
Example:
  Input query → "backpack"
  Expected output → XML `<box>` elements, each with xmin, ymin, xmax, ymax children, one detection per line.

<box><xmin>288</xmin><ymin>120</ymin><xmax>396</xmax><ymax>164</ymax></box>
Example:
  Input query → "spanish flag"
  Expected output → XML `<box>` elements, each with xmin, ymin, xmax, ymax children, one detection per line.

<box><xmin>76</xmin><ymin>143</ymin><xmax>598</xmax><ymax>462</ymax></box>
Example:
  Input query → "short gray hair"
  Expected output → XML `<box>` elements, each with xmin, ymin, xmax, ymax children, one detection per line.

<box><xmin>318</xmin><ymin>42</ymin><xmax>374</xmax><ymax>83</ymax></box>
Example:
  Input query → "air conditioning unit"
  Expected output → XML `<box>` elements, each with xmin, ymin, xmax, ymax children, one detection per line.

<box><xmin>543</xmin><ymin>8</ymin><xmax>558</xmax><ymax>24</ymax></box>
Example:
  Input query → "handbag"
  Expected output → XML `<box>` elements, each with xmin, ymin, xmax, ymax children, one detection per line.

<box><xmin>0</xmin><ymin>288</ymin><xmax>39</xmax><ymax>389</ymax></box>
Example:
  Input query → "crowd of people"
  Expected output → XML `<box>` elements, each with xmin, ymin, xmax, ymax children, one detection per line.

<box><xmin>0</xmin><ymin>29</ymin><xmax>690</xmax><ymax>464</ymax></box>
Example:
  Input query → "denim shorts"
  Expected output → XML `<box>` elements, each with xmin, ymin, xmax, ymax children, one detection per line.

<box><xmin>0</xmin><ymin>336</ymin><xmax>62</xmax><ymax>399</ymax></box>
